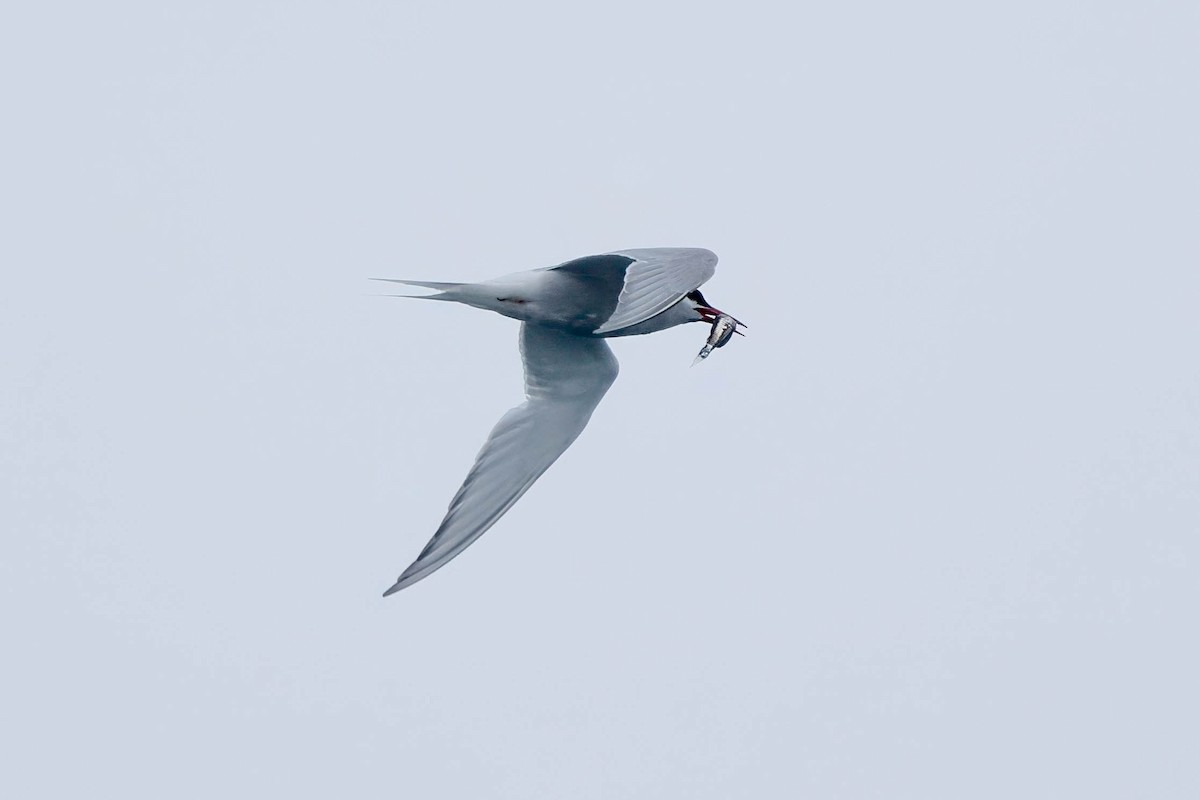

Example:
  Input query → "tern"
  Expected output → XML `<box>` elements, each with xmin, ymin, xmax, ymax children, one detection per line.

<box><xmin>378</xmin><ymin>247</ymin><xmax>741</xmax><ymax>596</ymax></box>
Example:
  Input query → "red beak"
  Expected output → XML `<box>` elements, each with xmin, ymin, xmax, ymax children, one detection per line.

<box><xmin>698</xmin><ymin>304</ymin><xmax>747</xmax><ymax>332</ymax></box>
<box><xmin>689</xmin><ymin>289</ymin><xmax>747</xmax><ymax>331</ymax></box>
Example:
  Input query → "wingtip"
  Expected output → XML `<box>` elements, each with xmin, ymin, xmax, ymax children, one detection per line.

<box><xmin>382</xmin><ymin>580</ymin><xmax>405</xmax><ymax>598</ymax></box>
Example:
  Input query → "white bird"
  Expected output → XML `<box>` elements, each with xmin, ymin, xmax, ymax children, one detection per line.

<box><xmin>378</xmin><ymin>247</ymin><xmax>741</xmax><ymax>596</ymax></box>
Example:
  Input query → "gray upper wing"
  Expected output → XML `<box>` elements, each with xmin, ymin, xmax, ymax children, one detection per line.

<box><xmin>592</xmin><ymin>247</ymin><xmax>718</xmax><ymax>334</ymax></box>
<box><xmin>383</xmin><ymin>324</ymin><xmax>619</xmax><ymax>595</ymax></box>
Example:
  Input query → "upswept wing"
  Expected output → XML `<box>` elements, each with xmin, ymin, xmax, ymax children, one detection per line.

<box><xmin>592</xmin><ymin>247</ymin><xmax>718</xmax><ymax>334</ymax></box>
<box><xmin>384</xmin><ymin>324</ymin><xmax>619</xmax><ymax>595</ymax></box>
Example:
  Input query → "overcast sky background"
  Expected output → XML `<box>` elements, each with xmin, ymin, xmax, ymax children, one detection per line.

<box><xmin>2</xmin><ymin>1</ymin><xmax>1198</xmax><ymax>797</ymax></box>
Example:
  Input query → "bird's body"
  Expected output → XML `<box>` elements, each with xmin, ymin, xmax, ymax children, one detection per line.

<box><xmin>380</xmin><ymin>247</ymin><xmax>739</xmax><ymax>595</ymax></box>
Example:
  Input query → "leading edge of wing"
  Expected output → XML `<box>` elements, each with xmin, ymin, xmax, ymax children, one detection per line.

<box><xmin>383</xmin><ymin>324</ymin><xmax>619</xmax><ymax>596</ymax></box>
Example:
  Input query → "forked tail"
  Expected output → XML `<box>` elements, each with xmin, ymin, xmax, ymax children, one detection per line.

<box><xmin>369</xmin><ymin>278</ymin><xmax>465</xmax><ymax>299</ymax></box>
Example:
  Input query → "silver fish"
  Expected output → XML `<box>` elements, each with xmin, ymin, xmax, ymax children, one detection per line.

<box><xmin>692</xmin><ymin>313</ymin><xmax>740</xmax><ymax>365</ymax></box>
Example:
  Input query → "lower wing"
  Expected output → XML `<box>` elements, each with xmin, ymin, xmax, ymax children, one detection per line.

<box><xmin>384</xmin><ymin>324</ymin><xmax>619</xmax><ymax>595</ymax></box>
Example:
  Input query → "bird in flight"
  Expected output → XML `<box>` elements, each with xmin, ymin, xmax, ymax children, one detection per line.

<box><xmin>378</xmin><ymin>247</ymin><xmax>742</xmax><ymax>596</ymax></box>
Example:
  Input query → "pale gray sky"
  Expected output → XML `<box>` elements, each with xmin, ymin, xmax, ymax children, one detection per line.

<box><xmin>2</xmin><ymin>1</ymin><xmax>1198</xmax><ymax>797</ymax></box>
